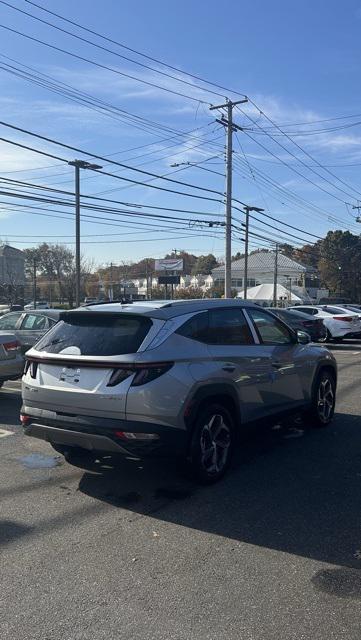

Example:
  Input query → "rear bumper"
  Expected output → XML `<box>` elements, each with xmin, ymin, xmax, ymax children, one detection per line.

<box><xmin>21</xmin><ymin>406</ymin><xmax>187</xmax><ymax>458</ymax></box>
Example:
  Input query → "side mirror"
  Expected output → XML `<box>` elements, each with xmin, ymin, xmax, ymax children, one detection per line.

<box><xmin>297</xmin><ymin>330</ymin><xmax>311</xmax><ymax>344</ymax></box>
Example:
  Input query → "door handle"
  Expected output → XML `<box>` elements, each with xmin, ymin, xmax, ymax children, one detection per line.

<box><xmin>222</xmin><ymin>364</ymin><xmax>236</xmax><ymax>372</ymax></box>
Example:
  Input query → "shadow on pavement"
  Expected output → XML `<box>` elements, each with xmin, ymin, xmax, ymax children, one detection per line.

<box><xmin>326</xmin><ymin>340</ymin><xmax>361</xmax><ymax>351</ymax></box>
<box><xmin>0</xmin><ymin>520</ymin><xmax>33</xmax><ymax>546</ymax></box>
<box><xmin>0</xmin><ymin>388</ymin><xmax>22</xmax><ymax>428</ymax></box>
<box><xmin>78</xmin><ymin>412</ymin><xmax>361</xmax><ymax>572</ymax></box>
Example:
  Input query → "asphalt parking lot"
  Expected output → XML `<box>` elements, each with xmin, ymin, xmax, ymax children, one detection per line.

<box><xmin>1</xmin><ymin>343</ymin><xmax>361</xmax><ymax>640</ymax></box>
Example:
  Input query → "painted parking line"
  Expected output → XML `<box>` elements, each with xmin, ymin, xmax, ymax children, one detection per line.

<box><xmin>1</xmin><ymin>386</ymin><xmax>22</xmax><ymax>393</ymax></box>
<box><xmin>0</xmin><ymin>429</ymin><xmax>15</xmax><ymax>438</ymax></box>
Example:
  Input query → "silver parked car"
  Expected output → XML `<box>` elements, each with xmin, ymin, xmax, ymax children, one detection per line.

<box><xmin>0</xmin><ymin>310</ymin><xmax>60</xmax><ymax>353</ymax></box>
<box><xmin>21</xmin><ymin>300</ymin><xmax>337</xmax><ymax>482</ymax></box>
<box><xmin>0</xmin><ymin>331</ymin><xmax>23</xmax><ymax>388</ymax></box>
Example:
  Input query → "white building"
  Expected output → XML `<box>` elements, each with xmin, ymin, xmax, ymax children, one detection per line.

<box><xmin>0</xmin><ymin>245</ymin><xmax>25</xmax><ymax>285</ymax></box>
<box><xmin>212</xmin><ymin>251</ymin><xmax>327</xmax><ymax>302</ymax></box>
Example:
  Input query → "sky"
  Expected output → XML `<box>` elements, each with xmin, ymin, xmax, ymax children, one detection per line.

<box><xmin>1</xmin><ymin>0</ymin><xmax>361</xmax><ymax>267</ymax></box>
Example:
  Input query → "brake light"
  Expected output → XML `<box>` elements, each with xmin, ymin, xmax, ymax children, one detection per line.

<box><xmin>333</xmin><ymin>316</ymin><xmax>353</xmax><ymax>322</ymax></box>
<box><xmin>20</xmin><ymin>414</ymin><xmax>30</xmax><ymax>425</ymax></box>
<box><xmin>4</xmin><ymin>340</ymin><xmax>20</xmax><ymax>352</ymax></box>
<box><xmin>106</xmin><ymin>362</ymin><xmax>174</xmax><ymax>387</ymax></box>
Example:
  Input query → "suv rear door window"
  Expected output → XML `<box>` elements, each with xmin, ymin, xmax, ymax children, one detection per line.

<box><xmin>207</xmin><ymin>309</ymin><xmax>254</xmax><ymax>345</ymax></box>
<box><xmin>35</xmin><ymin>313</ymin><xmax>152</xmax><ymax>356</ymax></box>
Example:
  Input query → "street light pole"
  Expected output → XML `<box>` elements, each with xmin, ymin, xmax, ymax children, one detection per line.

<box><xmin>68</xmin><ymin>160</ymin><xmax>102</xmax><ymax>307</ymax></box>
<box><xmin>33</xmin><ymin>258</ymin><xmax>37</xmax><ymax>310</ymax></box>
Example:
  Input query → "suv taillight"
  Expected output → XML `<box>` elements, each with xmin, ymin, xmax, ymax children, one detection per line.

<box><xmin>334</xmin><ymin>316</ymin><xmax>353</xmax><ymax>322</ymax></box>
<box><xmin>107</xmin><ymin>362</ymin><xmax>174</xmax><ymax>387</ymax></box>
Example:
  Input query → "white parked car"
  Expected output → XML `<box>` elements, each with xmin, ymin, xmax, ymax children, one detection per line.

<box><xmin>24</xmin><ymin>300</ymin><xmax>50</xmax><ymax>311</ymax></box>
<box><xmin>288</xmin><ymin>305</ymin><xmax>361</xmax><ymax>342</ymax></box>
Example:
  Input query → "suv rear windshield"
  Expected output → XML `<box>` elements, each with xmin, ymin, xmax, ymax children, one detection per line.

<box><xmin>35</xmin><ymin>313</ymin><xmax>152</xmax><ymax>356</ymax></box>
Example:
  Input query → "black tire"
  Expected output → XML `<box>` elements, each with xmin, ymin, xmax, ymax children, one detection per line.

<box><xmin>305</xmin><ymin>370</ymin><xmax>336</xmax><ymax>428</ymax></box>
<box><xmin>319</xmin><ymin>328</ymin><xmax>333</xmax><ymax>343</ymax></box>
<box><xmin>188</xmin><ymin>403</ymin><xmax>236</xmax><ymax>484</ymax></box>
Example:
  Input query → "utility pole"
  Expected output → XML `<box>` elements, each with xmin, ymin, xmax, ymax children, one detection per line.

<box><xmin>242</xmin><ymin>205</ymin><xmax>264</xmax><ymax>299</ymax></box>
<box><xmin>352</xmin><ymin>202</ymin><xmax>361</xmax><ymax>222</ymax></box>
<box><xmin>33</xmin><ymin>258</ymin><xmax>37</xmax><ymax>309</ymax></box>
<box><xmin>109</xmin><ymin>262</ymin><xmax>114</xmax><ymax>301</ymax></box>
<box><xmin>273</xmin><ymin>243</ymin><xmax>279</xmax><ymax>307</ymax></box>
<box><xmin>210</xmin><ymin>98</ymin><xmax>248</xmax><ymax>297</ymax></box>
<box><xmin>68</xmin><ymin>159</ymin><xmax>103</xmax><ymax>307</ymax></box>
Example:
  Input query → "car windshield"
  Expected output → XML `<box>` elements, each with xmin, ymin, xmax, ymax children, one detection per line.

<box><xmin>34</xmin><ymin>312</ymin><xmax>152</xmax><ymax>356</ymax></box>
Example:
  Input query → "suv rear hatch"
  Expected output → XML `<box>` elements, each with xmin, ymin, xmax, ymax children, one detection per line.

<box><xmin>22</xmin><ymin>311</ymin><xmax>155</xmax><ymax>419</ymax></box>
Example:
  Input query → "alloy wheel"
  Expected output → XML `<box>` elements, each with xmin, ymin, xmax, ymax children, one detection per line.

<box><xmin>199</xmin><ymin>413</ymin><xmax>231</xmax><ymax>475</ymax></box>
<box><xmin>317</xmin><ymin>377</ymin><xmax>335</xmax><ymax>423</ymax></box>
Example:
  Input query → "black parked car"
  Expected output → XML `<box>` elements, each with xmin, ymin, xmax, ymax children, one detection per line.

<box><xmin>266</xmin><ymin>307</ymin><xmax>326</xmax><ymax>342</ymax></box>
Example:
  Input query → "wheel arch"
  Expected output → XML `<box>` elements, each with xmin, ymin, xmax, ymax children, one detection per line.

<box><xmin>312</xmin><ymin>362</ymin><xmax>337</xmax><ymax>398</ymax></box>
<box><xmin>184</xmin><ymin>384</ymin><xmax>241</xmax><ymax>433</ymax></box>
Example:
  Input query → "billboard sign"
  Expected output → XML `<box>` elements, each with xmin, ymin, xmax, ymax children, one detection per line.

<box><xmin>154</xmin><ymin>258</ymin><xmax>184</xmax><ymax>272</ymax></box>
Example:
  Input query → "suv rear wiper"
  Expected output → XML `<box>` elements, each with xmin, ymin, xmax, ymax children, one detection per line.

<box><xmin>37</xmin><ymin>338</ymin><xmax>67</xmax><ymax>350</ymax></box>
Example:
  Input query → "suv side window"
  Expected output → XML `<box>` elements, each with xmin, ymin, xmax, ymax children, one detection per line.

<box><xmin>0</xmin><ymin>312</ymin><xmax>22</xmax><ymax>330</ymax></box>
<box><xmin>176</xmin><ymin>309</ymin><xmax>254</xmax><ymax>345</ymax></box>
<box><xmin>207</xmin><ymin>309</ymin><xmax>254</xmax><ymax>345</ymax></box>
<box><xmin>176</xmin><ymin>312</ymin><xmax>209</xmax><ymax>342</ymax></box>
<box><xmin>247</xmin><ymin>308</ymin><xmax>294</xmax><ymax>345</ymax></box>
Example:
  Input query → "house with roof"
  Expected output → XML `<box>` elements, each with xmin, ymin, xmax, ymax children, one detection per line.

<box><xmin>211</xmin><ymin>251</ymin><xmax>328</xmax><ymax>302</ymax></box>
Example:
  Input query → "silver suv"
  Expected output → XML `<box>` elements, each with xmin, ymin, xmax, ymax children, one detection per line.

<box><xmin>21</xmin><ymin>299</ymin><xmax>337</xmax><ymax>482</ymax></box>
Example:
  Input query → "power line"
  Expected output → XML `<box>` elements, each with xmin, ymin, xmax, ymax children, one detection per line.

<box><xmin>0</xmin><ymin>23</ymin><xmax>211</xmax><ymax>104</ymax></box>
<box><xmin>232</xmin><ymin>148</ymin><xmax>361</xmax><ymax>233</ymax></box>
<box><xmin>232</xmin><ymin>203</ymin><xmax>323</xmax><ymax>240</ymax></box>
<box><xmin>24</xmin><ymin>0</ymin><xmax>247</xmax><ymax>99</ymax></box>
<box><xmin>0</xmin><ymin>136</ymin><xmax>223</xmax><ymax>203</ymax></box>
<box><xmin>248</xmin><ymin>99</ymin><xmax>361</xmax><ymax>199</ymax></box>
<box><xmin>0</xmin><ymin>121</ymin><xmax>226</xmax><ymax>197</ymax></box>
<box><xmin>1</xmin><ymin>0</ymin><xmax>227</xmax><ymax>100</ymax></box>
<box><xmin>0</xmin><ymin>176</ymin><xmax>226</xmax><ymax>217</ymax></box>
<box><xmin>238</xmin><ymin>103</ymin><xmax>361</xmax><ymax>201</ymax></box>
<box><xmin>0</xmin><ymin>54</ymin><xmax>220</xmax><ymax>142</ymax></box>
